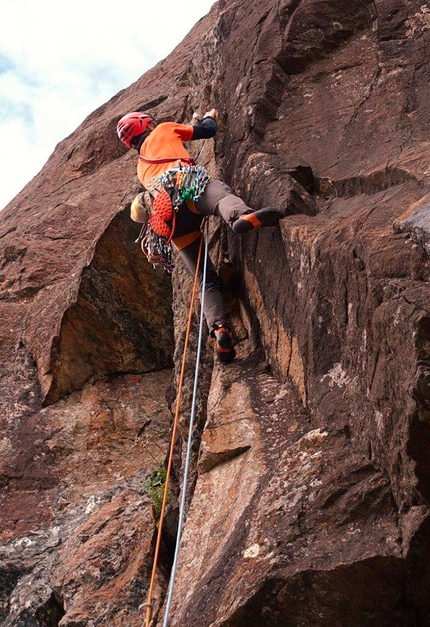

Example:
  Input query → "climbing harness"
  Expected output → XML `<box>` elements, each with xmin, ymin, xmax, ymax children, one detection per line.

<box><xmin>143</xmin><ymin>220</ymin><xmax>209</xmax><ymax>627</ymax></box>
<box><xmin>137</xmin><ymin>165</ymin><xmax>210</xmax><ymax>275</ymax></box>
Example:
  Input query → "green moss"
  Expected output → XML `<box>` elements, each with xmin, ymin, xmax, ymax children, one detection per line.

<box><xmin>145</xmin><ymin>463</ymin><xmax>171</xmax><ymax>521</ymax></box>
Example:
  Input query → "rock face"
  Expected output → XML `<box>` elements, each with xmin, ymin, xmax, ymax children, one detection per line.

<box><xmin>1</xmin><ymin>0</ymin><xmax>430</xmax><ymax>626</ymax></box>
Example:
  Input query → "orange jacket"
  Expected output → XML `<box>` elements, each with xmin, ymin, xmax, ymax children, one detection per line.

<box><xmin>137</xmin><ymin>122</ymin><xmax>194</xmax><ymax>186</ymax></box>
<box><xmin>137</xmin><ymin>122</ymin><xmax>201</xmax><ymax>250</ymax></box>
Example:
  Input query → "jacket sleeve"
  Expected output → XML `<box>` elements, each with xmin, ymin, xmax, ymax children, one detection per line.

<box><xmin>191</xmin><ymin>116</ymin><xmax>218</xmax><ymax>140</ymax></box>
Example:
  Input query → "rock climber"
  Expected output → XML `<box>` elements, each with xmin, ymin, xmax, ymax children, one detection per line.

<box><xmin>116</xmin><ymin>108</ymin><xmax>284</xmax><ymax>363</ymax></box>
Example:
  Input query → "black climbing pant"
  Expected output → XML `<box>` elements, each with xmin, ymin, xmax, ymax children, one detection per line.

<box><xmin>179</xmin><ymin>179</ymin><xmax>253</xmax><ymax>332</ymax></box>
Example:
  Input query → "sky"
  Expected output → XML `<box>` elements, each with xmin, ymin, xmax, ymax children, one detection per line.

<box><xmin>0</xmin><ymin>0</ymin><xmax>215</xmax><ymax>210</ymax></box>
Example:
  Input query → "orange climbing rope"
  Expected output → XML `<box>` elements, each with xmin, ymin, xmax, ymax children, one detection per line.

<box><xmin>143</xmin><ymin>229</ymin><xmax>205</xmax><ymax>627</ymax></box>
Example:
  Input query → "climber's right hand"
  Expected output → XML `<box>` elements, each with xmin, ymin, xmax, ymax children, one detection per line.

<box><xmin>203</xmin><ymin>108</ymin><xmax>217</xmax><ymax>120</ymax></box>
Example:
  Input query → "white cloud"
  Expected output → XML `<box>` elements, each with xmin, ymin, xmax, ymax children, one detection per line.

<box><xmin>0</xmin><ymin>0</ymin><xmax>215</xmax><ymax>209</ymax></box>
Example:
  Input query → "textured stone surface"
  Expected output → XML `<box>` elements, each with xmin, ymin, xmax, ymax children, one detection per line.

<box><xmin>0</xmin><ymin>371</ymin><xmax>172</xmax><ymax>626</ymax></box>
<box><xmin>1</xmin><ymin>0</ymin><xmax>430</xmax><ymax>625</ymax></box>
<box><xmin>1</xmin><ymin>190</ymin><xmax>174</xmax><ymax>406</ymax></box>
<box><xmin>167</xmin><ymin>352</ymin><xmax>403</xmax><ymax>627</ymax></box>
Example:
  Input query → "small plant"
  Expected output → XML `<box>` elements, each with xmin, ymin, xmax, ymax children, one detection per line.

<box><xmin>145</xmin><ymin>463</ymin><xmax>171</xmax><ymax>522</ymax></box>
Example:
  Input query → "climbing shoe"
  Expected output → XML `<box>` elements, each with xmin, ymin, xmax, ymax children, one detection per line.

<box><xmin>232</xmin><ymin>207</ymin><xmax>284</xmax><ymax>234</ymax></box>
<box><xmin>214</xmin><ymin>326</ymin><xmax>236</xmax><ymax>363</ymax></box>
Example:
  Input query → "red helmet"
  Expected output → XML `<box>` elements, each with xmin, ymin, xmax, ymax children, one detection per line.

<box><xmin>116</xmin><ymin>112</ymin><xmax>155</xmax><ymax>148</ymax></box>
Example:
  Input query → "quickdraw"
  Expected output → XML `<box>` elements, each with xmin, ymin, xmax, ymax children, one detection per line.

<box><xmin>161</xmin><ymin>165</ymin><xmax>210</xmax><ymax>209</ymax></box>
<box><xmin>139</xmin><ymin>222</ymin><xmax>175</xmax><ymax>275</ymax></box>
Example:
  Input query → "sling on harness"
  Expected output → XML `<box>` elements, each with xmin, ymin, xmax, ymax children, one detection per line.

<box><xmin>139</xmin><ymin>155</ymin><xmax>195</xmax><ymax>165</ymax></box>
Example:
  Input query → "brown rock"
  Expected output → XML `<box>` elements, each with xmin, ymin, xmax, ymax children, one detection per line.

<box><xmin>1</xmin><ymin>0</ymin><xmax>430</xmax><ymax>625</ymax></box>
<box><xmin>0</xmin><ymin>372</ymin><xmax>172</xmax><ymax>626</ymax></box>
<box><xmin>166</xmin><ymin>358</ymin><xmax>402</xmax><ymax>627</ymax></box>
